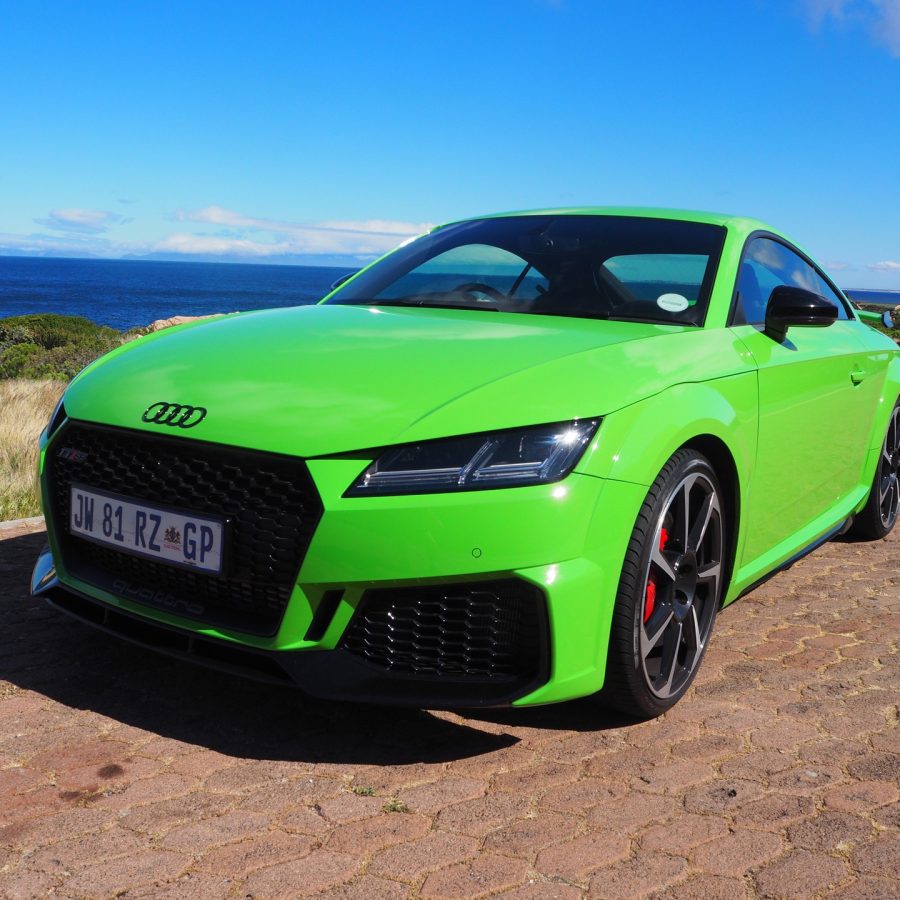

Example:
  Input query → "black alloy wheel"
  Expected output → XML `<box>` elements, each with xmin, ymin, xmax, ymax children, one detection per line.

<box><xmin>601</xmin><ymin>449</ymin><xmax>726</xmax><ymax>719</ymax></box>
<box><xmin>852</xmin><ymin>400</ymin><xmax>900</xmax><ymax>540</ymax></box>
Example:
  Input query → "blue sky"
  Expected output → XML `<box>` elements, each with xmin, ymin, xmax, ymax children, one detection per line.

<box><xmin>1</xmin><ymin>0</ymin><xmax>898</xmax><ymax>286</ymax></box>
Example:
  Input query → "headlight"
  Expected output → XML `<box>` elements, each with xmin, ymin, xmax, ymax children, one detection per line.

<box><xmin>45</xmin><ymin>394</ymin><xmax>67</xmax><ymax>437</ymax></box>
<box><xmin>345</xmin><ymin>419</ymin><xmax>600</xmax><ymax>496</ymax></box>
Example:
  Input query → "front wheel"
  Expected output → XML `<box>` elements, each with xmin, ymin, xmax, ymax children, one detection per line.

<box><xmin>851</xmin><ymin>400</ymin><xmax>900</xmax><ymax>540</ymax></box>
<box><xmin>600</xmin><ymin>449</ymin><xmax>726</xmax><ymax>719</ymax></box>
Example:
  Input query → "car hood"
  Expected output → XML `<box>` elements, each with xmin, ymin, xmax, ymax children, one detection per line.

<box><xmin>65</xmin><ymin>304</ymin><xmax>739</xmax><ymax>457</ymax></box>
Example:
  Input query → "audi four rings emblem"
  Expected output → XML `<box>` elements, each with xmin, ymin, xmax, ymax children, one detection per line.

<box><xmin>141</xmin><ymin>402</ymin><xmax>207</xmax><ymax>428</ymax></box>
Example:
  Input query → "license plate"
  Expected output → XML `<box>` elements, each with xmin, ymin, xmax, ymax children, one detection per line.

<box><xmin>69</xmin><ymin>484</ymin><xmax>225</xmax><ymax>575</ymax></box>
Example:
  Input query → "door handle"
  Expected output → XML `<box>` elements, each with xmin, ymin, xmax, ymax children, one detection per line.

<box><xmin>850</xmin><ymin>367</ymin><xmax>868</xmax><ymax>385</ymax></box>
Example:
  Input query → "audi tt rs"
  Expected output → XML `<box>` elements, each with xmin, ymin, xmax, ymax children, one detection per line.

<box><xmin>32</xmin><ymin>208</ymin><xmax>900</xmax><ymax>718</ymax></box>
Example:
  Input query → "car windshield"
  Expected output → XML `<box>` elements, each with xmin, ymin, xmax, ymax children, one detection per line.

<box><xmin>327</xmin><ymin>215</ymin><xmax>726</xmax><ymax>326</ymax></box>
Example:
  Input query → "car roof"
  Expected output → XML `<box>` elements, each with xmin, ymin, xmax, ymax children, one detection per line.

<box><xmin>440</xmin><ymin>206</ymin><xmax>787</xmax><ymax>243</ymax></box>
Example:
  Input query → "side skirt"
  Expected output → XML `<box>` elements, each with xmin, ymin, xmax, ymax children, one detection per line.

<box><xmin>731</xmin><ymin>518</ymin><xmax>850</xmax><ymax>603</ymax></box>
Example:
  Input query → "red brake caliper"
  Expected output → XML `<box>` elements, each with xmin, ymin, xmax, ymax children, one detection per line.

<box><xmin>644</xmin><ymin>527</ymin><xmax>669</xmax><ymax>623</ymax></box>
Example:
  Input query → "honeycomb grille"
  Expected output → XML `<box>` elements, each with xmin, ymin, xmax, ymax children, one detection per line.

<box><xmin>341</xmin><ymin>581</ymin><xmax>546</xmax><ymax>680</ymax></box>
<box><xmin>46</xmin><ymin>421</ymin><xmax>323</xmax><ymax>636</ymax></box>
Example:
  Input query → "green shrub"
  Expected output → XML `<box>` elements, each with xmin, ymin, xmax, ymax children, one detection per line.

<box><xmin>0</xmin><ymin>314</ymin><xmax>122</xmax><ymax>381</ymax></box>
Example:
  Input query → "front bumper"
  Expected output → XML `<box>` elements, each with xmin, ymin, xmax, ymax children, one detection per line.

<box><xmin>36</xmin><ymin>422</ymin><xmax>648</xmax><ymax>707</ymax></box>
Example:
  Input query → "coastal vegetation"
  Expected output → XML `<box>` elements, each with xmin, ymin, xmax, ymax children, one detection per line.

<box><xmin>0</xmin><ymin>379</ymin><xmax>64</xmax><ymax>519</ymax></box>
<box><xmin>0</xmin><ymin>313</ymin><xmax>124</xmax><ymax>381</ymax></box>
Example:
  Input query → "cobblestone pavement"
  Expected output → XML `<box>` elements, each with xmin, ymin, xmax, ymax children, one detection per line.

<box><xmin>0</xmin><ymin>522</ymin><xmax>897</xmax><ymax>899</ymax></box>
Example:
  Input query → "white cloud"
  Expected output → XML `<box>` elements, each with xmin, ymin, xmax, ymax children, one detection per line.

<box><xmin>34</xmin><ymin>208</ymin><xmax>130</xmax><ymax>234</ymax></box>
<box><xmin>869</xmin><ymin>260</ymin><xmax>900</xmax><ymax>271</ymax></box>
<box><xmin>152</xmin><ymin>234</ymin><xmax>297</xmax><ymax>257</ymax></box>
<box><xmin>803</xmin><ymin>0</ymin><xmax>900</xmax><ymax>56</ymax></box>
<box><xmin>3</xmin><ymin>205</ymin><xmax>437</xmax><ymax>261</ymax></box>
<box><xmin>823</xmin><ymin>260</ymin><xmax>851</xmax><ymax>270</ymax></box>
<box><xmin>170</xmin><ymin>205</ymin><xmax>434</xmax><ymax>256</ymax></box>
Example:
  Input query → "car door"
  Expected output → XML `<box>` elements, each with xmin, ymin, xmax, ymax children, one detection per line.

<box><xmin>730</xmin><ymin>236</ymin><xmax>875</xmax><ymax>564</ymax></box>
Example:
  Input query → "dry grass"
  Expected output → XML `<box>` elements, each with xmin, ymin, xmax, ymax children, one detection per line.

<box><xmin>0</xmin><ymin>379</ymin><xmax>65</xmax><ymax>521</ymax></box>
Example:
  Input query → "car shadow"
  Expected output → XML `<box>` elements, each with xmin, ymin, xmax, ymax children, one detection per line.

<box><xmin>1</xmin><ymin>531</ymin><xmax>630</xmax><ymax>765</ymax></box>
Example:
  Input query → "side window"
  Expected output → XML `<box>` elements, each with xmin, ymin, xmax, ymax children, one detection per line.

<box><xmin>733</xmin><ymin>237</ymin><xmax>849</xmax><ymax>325</ymax></box>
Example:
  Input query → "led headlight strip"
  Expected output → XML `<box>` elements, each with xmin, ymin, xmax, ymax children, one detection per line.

<box><xmin>346</xmin><ymin>419</ymin><xmax>600</xmax><ymax>496</ymax></box>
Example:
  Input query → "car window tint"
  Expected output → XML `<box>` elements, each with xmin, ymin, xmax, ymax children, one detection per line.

<box><xmin>376</xmin><ymin>244</ymin><xmax>547</xmax><ymax>301</ymax></box>
<box><xmin>735</xmin><ymin>237</ymin><xmax>848</xmax><ymax>324</ymax></box>
<box><xmin>601</xmin><ymin>254</ymin><xmax>708</xmax><ymax>306</ymax></box>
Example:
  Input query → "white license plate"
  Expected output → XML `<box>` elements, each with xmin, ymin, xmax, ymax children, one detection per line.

<box><xmin>69</xmin><ymin>484</ymin><xmax>225</xmax><ymax>575</ymax></box>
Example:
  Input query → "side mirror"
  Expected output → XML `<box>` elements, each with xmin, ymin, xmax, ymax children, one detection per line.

<box><xmin>764</xmin><ymin>285</ymin><xmax>838</xmax><ymax>342</ymax></box>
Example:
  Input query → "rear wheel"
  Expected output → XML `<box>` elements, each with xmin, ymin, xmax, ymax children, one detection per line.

<box><xmin>851</xmin><ymin>400</ymin><xmax>900</xmax><ymax>540</ymax></box>
<box><xmin>600</xmin><ymin>449</ymin><xmax>725</xmax><ymax>719</ymax></box>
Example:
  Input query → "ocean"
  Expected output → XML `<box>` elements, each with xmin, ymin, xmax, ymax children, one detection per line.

<box><xmin>0</xmin><ymin>255</ymin><xmax>896</xmax><ymax>330</ymax></box>
<box><xmin>0</xmin><ymin>256</ymin><xmax>350</xmax><ymax>331</ymax></box>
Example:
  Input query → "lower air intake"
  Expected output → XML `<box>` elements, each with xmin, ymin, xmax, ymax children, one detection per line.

<box><xmin>341</xmin><ymin>579</ymin><xmax>547</xmax><ymax>682</ymax></box>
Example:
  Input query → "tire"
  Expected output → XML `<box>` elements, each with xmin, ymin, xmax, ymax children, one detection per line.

<box><xmin>599</xmin><ymin>449</ymin><xmax>726</xmax><ymax>719</ymax></box>
<box><xmin>851</xmin><ymin>400</ymin><xmax>900</xmax><ymax>540</ymax></box>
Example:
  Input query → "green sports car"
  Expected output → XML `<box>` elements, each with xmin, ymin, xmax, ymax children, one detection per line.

<box><xmin>31</xmin><ymin>208</ymin><xmax>900</xmax><ymax>718</ymax></box>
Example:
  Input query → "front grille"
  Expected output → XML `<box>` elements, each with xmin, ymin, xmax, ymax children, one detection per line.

<box><xmin>46</xmin><ymin>421</ymin><xmax>323</xmax><ymax>636</ymax></box>
<box><xmin>341</xmin><ymin>580</ymin><xmax>547</xmax><ymax>681</ymax></box>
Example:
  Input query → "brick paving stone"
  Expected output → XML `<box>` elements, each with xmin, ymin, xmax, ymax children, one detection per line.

<box><xmin>420</xmin><ymin>852</ymin><xmax>528</xmax><ymax>898</ymax></box>
<box><xmin>737</xmin><ymin>793</ymin><xmax>817</xmax><ymax>830</ymax></box>
<box><xmin>826</xmin><ymin>875</ymin><xmax>900</xmax><ymax>900</ymax></box>
<box><xmin>436</xmin><ymin>792</ymin><xmax>531</xmax><ymax>837</ymax></box>
<box><xmin>397</xmin><ymin>776</ymin><xmax>486</xmax><ymax>814</ymax></box>
<box><xmin>159</xmin><ymin>809</ymin><xmax>271</xmax><ymax>851</ymax></box>
<box><xmin>315</xmin><ymin>792</ymin><xmax>386</xmax><ymax>824</ymax></box>
<box><xmin>202</xmin><ymin>759</ymin><xmax>304</xmax><ymax>794</ymax></box>
<box><xmin>483</xmin><ymin>811</ymin><xmax>579</xmax><ymax>858</ymax></box>
<box><xmin>588</xmin><ymin>791</ymin><xmax>677</xmax><ymax>832</ymax></box>
<box><xmin>683</xmin><ymin>779</ymin><xmax>765</xmax><ymax>815</ymax></box>
<box><xmin>0</xmin><ymin>805</ymin><xmax>112</xmax><ymax>850</ymax></box>
<box><xmin>852</xmin><ymin>831</ymin><xmax>900</xmax><ymax>880</ymax></box>
<box><xmin>632</xmin><ymin>758</ymin><xmax>715</xmax><ymax>794</ymax></box>
<box><xmin>766</xmin><ymin>763</ymin><xmax>844</xmax><ymax>795</ymax></box>
<box><xmin>367</xmin><ymin>830</ymin><xmax>479</xmax><ymax>881</ymax></box>
<box><xmin>670</xmin><ymin>733</ymin><xmax>743</xmax><ymax>761</ymax></box>
<box><xmin>719</xmin><ymin>749</ymin><xmax>796</xmax><ymax>780</ymax></box>
<box><xmin>120</xmin><ymin>871</ymin><xmax>232</xmax><ymax>899</ymax></box>
<box><xmin>279</xmin><ymin>805</ymin><xmax>332</xmax><ymax>835</ymax></box>
<box><xmin>824</xmin><ymin>779</ymin><xmax>899</xmax><ymax>812</ymax></box>
<box><xmin>61</xmin><ymin>849</ymin><xmax>190</xmax><ymax>897</ymax></box>
<box><xmin>94</xmin><ymin>773</ymin><xmax>197</xmax><ymax>809</ymax></box>
<box><xmin>846</xmin><ymin>751</ymin><xmax>900</xmax><ymax>782</ymax></box>
<box><xmin>317</xmin><ymin>874</ymin><xmax>411</xmax><ymax>899</ymax></box>
<box><xmin>787</xmin><ymin>810</ymin><xmax>873</xmax><ymax>852</ymax></box>
<box><xmin>117</xmin><ymin>790</ymin><xmax>235</xmax><ymax>835</ymax></box>
<box><xmin>196</xmin><ymin>829</ymin><xmax>317</xmax><ymax>877</ymax></box>
<box><xmin>326</xmin><ymin>811</ymin><xmax>431</xmax><ymax>855</ymax></box>
<box><xmin>494</xmin><ymin>882</ymin><xmax>582</xmax><ymax>899</ymax></box>
<box><xmin>754</xmin><ymin>849</ymin><xmax>849</xmax><ymax>898</ymax></box>
<box><xmin>492</xmin><ymin>760</ymin><xmax>580</xmax><ymax>796</ymax></box>
<box><xmin>656</xmin><ymin>874</ymin><xmax>752</xmax><ymax>899</ymax></box>
<box><xmin>533</xmin><ymin>831</ymin><xmax>631</xmax><ymax>881</ymax></box>
<box><xmin>242</xmin><ymin>848</ymin><xmax>360</xmax><ymax>897</ymax></box>
<box><xmin>691</xmin><ymin>828</ymin><xmax>784</xmax><ymax>877</ymax></box>
<box><xmin>238</xmin><ymin>776</ymin><xmax>344</xmax><ymax>812</ymax></box>
<box><xmin>589</xmin><ymin>851</ymin><xmax>688</xmax><ymax>899</ymax></box>
<box><xmin>31</xmin><ymin>825</ymin><xmax>147</xmax><ymax>874</ymax></box>
<box><xmin>537</xmin><ymin>776</ymin><xmax>622</xmax><ymax>814</ymax></box>
<box><xmin>0</xmin><ymin>869</ymin><xmax>59</xmax><ymax>899</ymax></box>
<box><xmin>640</xmin><ymin>812</ymin><xmax>728</xmax><ymax>854</ymax></box>
<box><xmin>872</xmin><ymin>800</ymin><xmax>900</xmax><ymax>829</ymax></box>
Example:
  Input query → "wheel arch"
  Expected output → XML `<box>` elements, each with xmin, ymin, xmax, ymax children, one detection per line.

<box><xmin>680</xmin><ymin>433</ymin><xmax>741</xmax><ymax>606</ymax></box>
